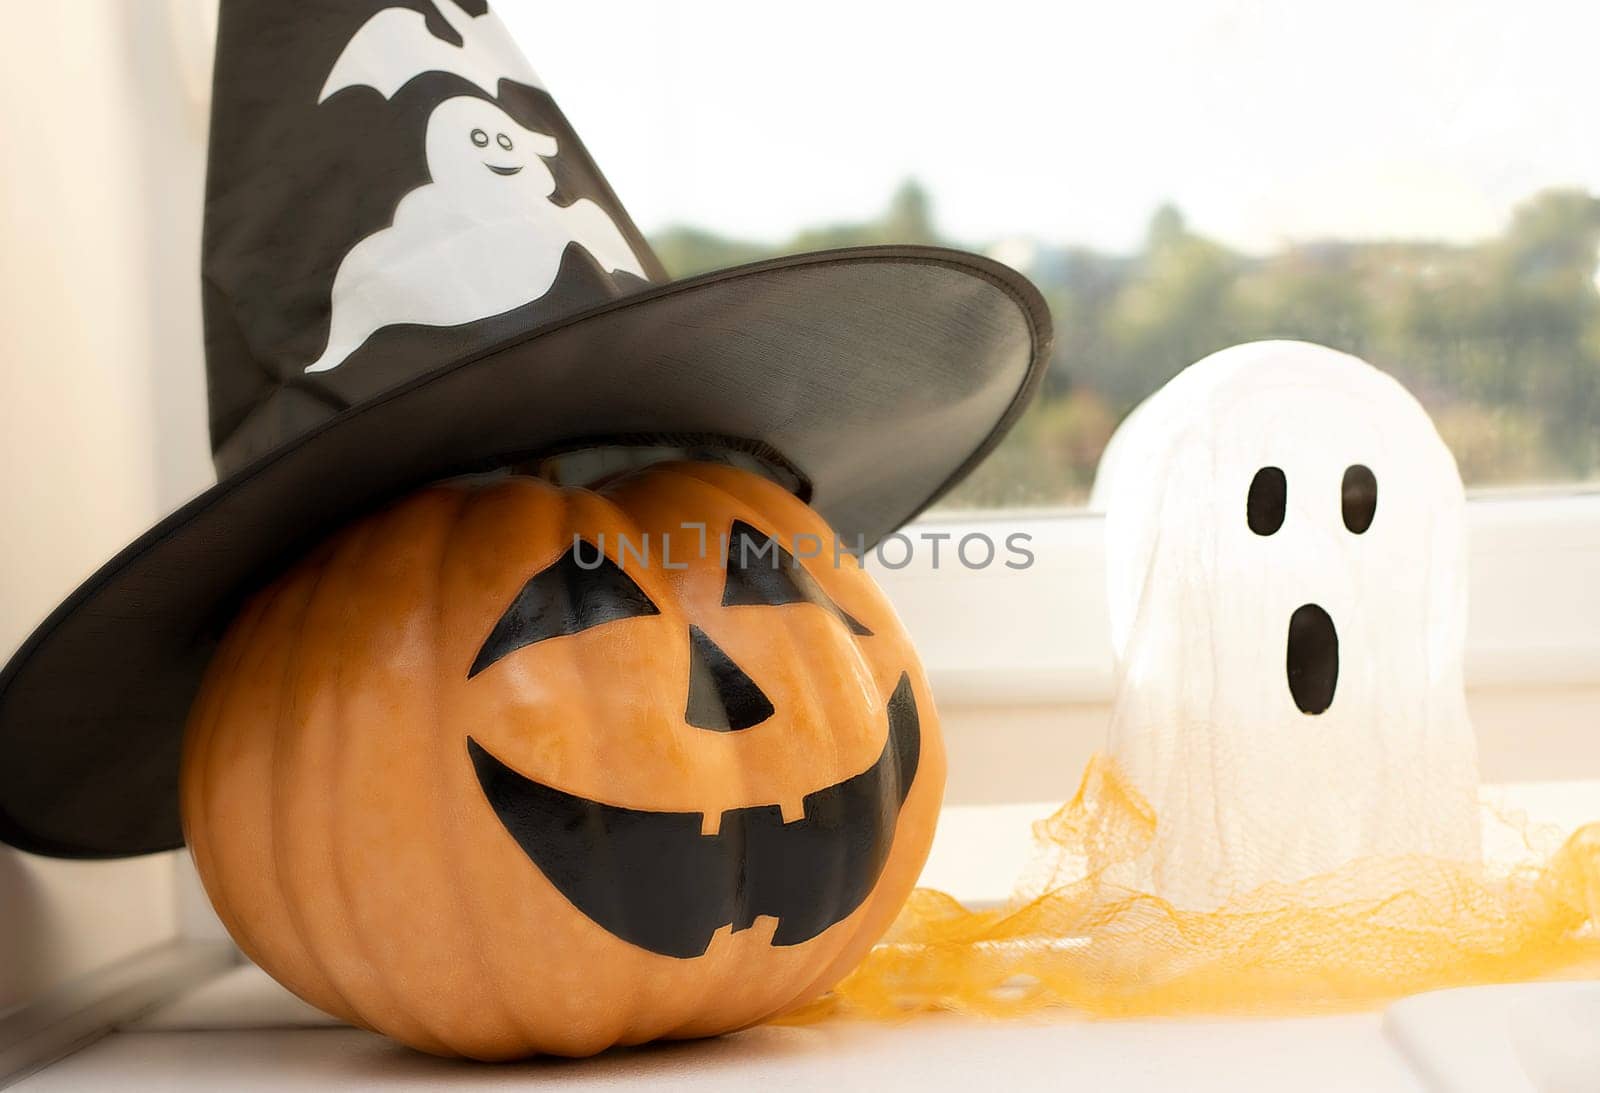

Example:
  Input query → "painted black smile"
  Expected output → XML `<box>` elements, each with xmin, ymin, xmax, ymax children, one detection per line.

<box><xmin>467</xmin><ymin>672</ymin><xmax>921</xmax><ymax>959</ymax></box>
<box><xmin>485</xmin><ymin>163</ymin><xmax>523</xmax><ymax>175</ymax></box>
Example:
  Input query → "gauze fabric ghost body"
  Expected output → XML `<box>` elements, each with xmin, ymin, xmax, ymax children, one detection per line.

<box><xmin>1097</xmin><ymin>341</ymin><xmax>1481</xmax><ymax>911</ymax></box>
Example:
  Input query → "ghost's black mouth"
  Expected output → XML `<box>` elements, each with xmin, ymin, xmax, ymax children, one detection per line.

<box><xmin>485</xmin><ymin>163</ymin><xmax>523</xmax><ymax>176</ymax></box>
<box><xmin>468</xmin><ymin>672</ymin><xmax>921</xmax><ymax>959</ymax></box>
<box><xmin>1287</xmin><ymin>603</ymin><xmax>1339</xmax><ymax>715</ymax></box>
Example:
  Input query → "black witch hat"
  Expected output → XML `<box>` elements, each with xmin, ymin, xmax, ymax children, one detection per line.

<box><xmin>0</xmin><ymin>0</ymin><xmax>1049</xmax><ymax>858</ymax></box>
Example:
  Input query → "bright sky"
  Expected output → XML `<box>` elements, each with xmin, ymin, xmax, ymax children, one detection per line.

<box><xmin>503</xmin><ymin>0</ymin><xmax>1600</xmax><ymax>254</ymax></box>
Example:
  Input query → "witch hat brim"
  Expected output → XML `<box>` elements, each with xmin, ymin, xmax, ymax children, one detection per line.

<box><xmin>0</xmin><ymin>244</ymin><xmax>1049</xmax><ymax>858</ymax></box>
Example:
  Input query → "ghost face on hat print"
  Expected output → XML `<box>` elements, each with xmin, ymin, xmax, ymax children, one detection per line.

<box><xmin>1094</xmin><ymin>341</ymin><xmax>1482</xmax><ymax>910</ymax></box>
<box><xmin>304</xmin><ymin>3</ymin><xmax>648</xmax><ymax>375</ymax></box>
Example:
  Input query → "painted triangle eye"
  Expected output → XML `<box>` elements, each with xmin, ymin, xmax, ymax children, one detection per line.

<box><xmin>469</xmin><ymin>542</ymin><xmax>659</xmax><ymax>678</ymax></box>
<box><xmin>721</xmin><ymin>520</ymin><xmax>872</xmax><ymax>636</ymax></box>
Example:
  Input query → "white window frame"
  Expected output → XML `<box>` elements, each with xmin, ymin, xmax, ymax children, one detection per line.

<box><xmin>870</xmin><ymin>487</ymin><xmax>1600</xmax><ymax>809</ymax></box>
<box><xmin>872</xmin><ymin>487</ymin><xmax>1600</xmax><ymax>705</ymax></box>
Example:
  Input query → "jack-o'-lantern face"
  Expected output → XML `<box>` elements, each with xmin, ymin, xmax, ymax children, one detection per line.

<box><xmin>181</xmin><ymin>461</ymin><xmax>945</xmax><ymax>1059</ymax></box>
<box><xmin>465</xmin><ymin>518</ymin><xmax>920</xmax><ymax>959</ymax></box>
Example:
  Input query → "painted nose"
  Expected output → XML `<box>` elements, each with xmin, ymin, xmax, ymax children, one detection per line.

<box><xmin>1287</xmin><ymin>604</ymin><xmax>1339</xmax><ymax>715</ymax></box>
<box><xmin>684</xmin><ymin>625</ymin><xmax>774</xmax><ymax>732</ymax></box>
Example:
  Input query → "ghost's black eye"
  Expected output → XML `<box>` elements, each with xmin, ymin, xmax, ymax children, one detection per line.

<box><xmin>469</xmin><ymin>542</ymin><xmax>659</xmax><ymax>678</ymax></box>
<box><xmin>470</xmin><ymin>128</ymin><xmax>489</xmax><ymax>147</ymax></box>
<box><xmin>1342</xmin><ymin>464</ymin><xmax>1378</xmax><ymax>534</ymax></box>
<box><xmin>722</xmin><ymin>520</ymin><xmax>872</xmax><ymax>636</ymax></box>
<box><xmin>1247</xmin><ymin>466</ymin><xmax>1287</xmax><ymax>536</ymax></box>
<box><xmin>496</xmin><ymin>132</ymin><xmax>513</xmax><ymax>150</ymax></box>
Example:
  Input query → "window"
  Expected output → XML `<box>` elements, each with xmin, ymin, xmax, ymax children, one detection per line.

<box><xmin>505</xmin><ymin>1</ymin><xmax>1600</xmax><ymax>802</ymax></box>
<box><xmin>514</xmin><ymin>1</ymin><xmax>1600</xmax><ymax>510</ymax></box>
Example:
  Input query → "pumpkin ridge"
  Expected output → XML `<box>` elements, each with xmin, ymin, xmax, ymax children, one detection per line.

<box><xmin>224</xmin><ymin>581</ymin><xmax>365</xmax><ymax>1026</ymax></box>
<box><xmin>577</xmin><ymin>485</ymin><xmax>676</xmax><ymax>1048</ymax></box>
<box><xmin>263</xmin><ymin>549</ymin><xmax>369</xmax><ymax>1028</ymax></box>
<box><xmin>768</xmin><ymin>669</ymin><xmax>944</xmax><ymax>1019</ymax></box>
<box><xmin>301</xmin><ymin>510</ymin><xmax>437</xmax><ymax>1042</ymax></box>
<box><xmin>614</xmin><ymin>465</ymin><xmax>911</xmax><ymax>1034</ymax></box>
<box><xmin>283</xmin><ymin>512</ymin><xmax>416</xmax><ymax>1043</ymax></box>
<box><xmin>645</xmin><ymin>470</ymin><xmax>760</xmax><ymax>1040</ymax></box>
<box><xmin>429</xmin><ymin>482</ymin><xmax>543</xmax><ymax>1055</ymax></box>
<box><xmin>182</xmin><ymin>591</ymin><xmax>270</xmax><ymax>981</ymax></box>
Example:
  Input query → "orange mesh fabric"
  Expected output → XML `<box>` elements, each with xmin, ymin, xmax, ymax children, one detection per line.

<box><xmin>792</xmin><ymin>756</ymin><xmax>1600</xmax><ymax>1022</ymax></box>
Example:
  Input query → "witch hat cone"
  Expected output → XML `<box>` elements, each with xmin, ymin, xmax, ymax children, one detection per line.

<box><xmin>0</xmin><ymin>0</ymin><xmax>1050</xmax><ymax>858</ymax></box>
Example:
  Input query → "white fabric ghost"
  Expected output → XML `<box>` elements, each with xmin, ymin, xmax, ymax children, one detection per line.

<box><xmin>305</xmin><ymin>96</ymin><xmax>646</xmax><ymax>374</ymax></box>
<box><xmin>1092</xmin><ymin>341</ymin><xmax>1481</xmax><ymax>910</ymax></box>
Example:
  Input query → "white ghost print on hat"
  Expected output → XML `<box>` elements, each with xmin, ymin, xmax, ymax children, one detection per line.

<box><xmin>305</xmin><ymin>96</ymin><xmax>646</xmax><ymax>374</ymax></box>
<box><xmin>304</xmin><ymin>2</ymin><xmax>648</xmax><ymax>375</ymax></box>
<box><xmin>1091</xmin><ymin>341</ymin><xmax>1481</xmax><ymax>911</ymax></box>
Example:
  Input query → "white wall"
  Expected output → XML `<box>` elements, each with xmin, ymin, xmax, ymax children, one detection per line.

<box><xmin>0</xmin><ymin>0</ymin><xmax>214</xmax><ymax>1012</ymax></box>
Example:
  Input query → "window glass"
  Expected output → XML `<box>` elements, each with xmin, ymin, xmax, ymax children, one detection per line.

<box><xmin>509</xmin><ymin>1</ymin><xmax>1600</xmax><ymax>509</ymax></box>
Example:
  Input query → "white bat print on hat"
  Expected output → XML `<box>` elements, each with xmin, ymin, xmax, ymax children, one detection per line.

<box><xmin>320</xmin><ymin>0</ymin><xmax>542</xmax><ymax>101</ymax></box>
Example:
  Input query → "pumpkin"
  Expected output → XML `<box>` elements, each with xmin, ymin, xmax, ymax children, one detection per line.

<box><xmin>180</xmin><ymin>461</ymin><xmax>945</xmax><ymax>1059</ymax></box>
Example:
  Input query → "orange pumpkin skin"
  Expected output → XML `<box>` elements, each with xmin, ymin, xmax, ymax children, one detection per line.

<box><xmin>181</xmin><ymin>462</ymin><xmax>945</xmax><ymax>1059</ymax></box>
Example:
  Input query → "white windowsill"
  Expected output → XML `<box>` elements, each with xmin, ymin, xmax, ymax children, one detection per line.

<box><xmin>12</xmin><ymin>773</ymin><xmax>1600</xmax><ymax>1090</ymax></box>
<box><xmin>867</xmin><ymin>489</ymin><xmax>1600</xmax><ymax>804</ymax></box>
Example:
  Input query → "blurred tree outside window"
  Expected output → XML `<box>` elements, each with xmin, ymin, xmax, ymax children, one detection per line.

<box><xmin>651</xmin><ymin>182</ymin><xmax>1600</xmax><ymax>510</ymax></box>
